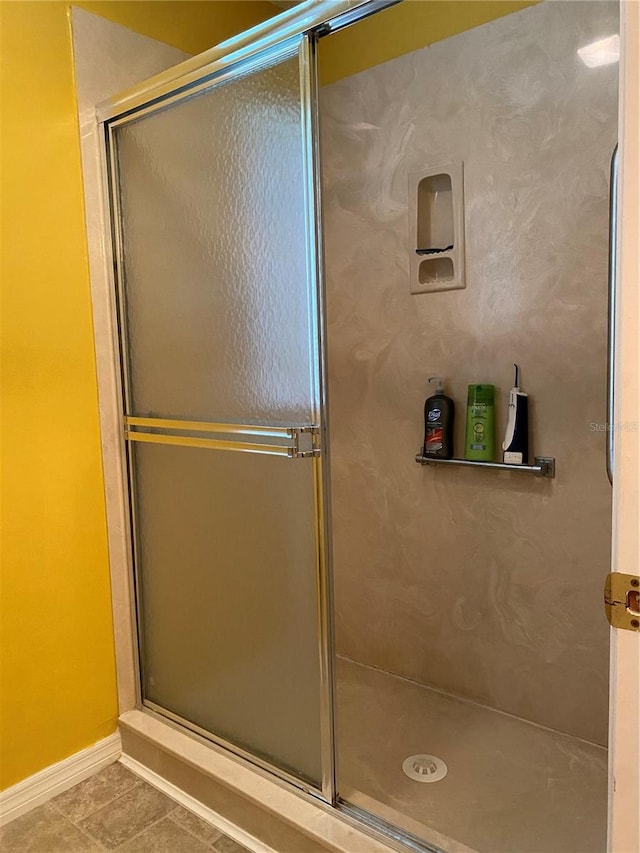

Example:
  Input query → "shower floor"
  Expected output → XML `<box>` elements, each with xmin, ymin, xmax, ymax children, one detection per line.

<box><xmin>336</xmin><ymin>657</ymin><xmax>607</xmax><ymax>853</ymax></box>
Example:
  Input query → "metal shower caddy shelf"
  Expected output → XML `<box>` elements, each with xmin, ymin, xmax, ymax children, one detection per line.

<box><xmin>415</xmin><ymin>453</ymin><xmax>556</xmax><ymax>478</ymax></box>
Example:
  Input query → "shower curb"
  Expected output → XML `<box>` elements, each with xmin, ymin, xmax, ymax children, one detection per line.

<box><xmin>119</xmin><ymin>709</ymin><xmax>403</xmax><ymax>853</ymax></box>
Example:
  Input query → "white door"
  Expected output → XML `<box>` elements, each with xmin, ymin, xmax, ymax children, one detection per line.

<box><xmin>608</xmin><ymin>3</ymin><xmax>640</xmax><ymax>851</ymax></box>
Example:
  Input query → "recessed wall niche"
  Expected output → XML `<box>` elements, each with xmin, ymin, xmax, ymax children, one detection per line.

<box><xmin>409</xmin><ymin>161</ymin><xmax>465</xmax><ymax>294</ymax></box>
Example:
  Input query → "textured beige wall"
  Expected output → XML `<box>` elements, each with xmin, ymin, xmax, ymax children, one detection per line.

<box><xmin>321</xmin><ymin>0</ymin><xmax>618</xmax><ymax>746</ymax></box>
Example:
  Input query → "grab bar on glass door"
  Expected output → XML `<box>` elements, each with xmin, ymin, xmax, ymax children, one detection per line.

<box><xmin>606</xmin><ymin>145</ymin><xmax>618</xmax><ymax>486</ymax></box>
<box><xmin>123</xmin><ymin>416</ymin><xmax>320</xmax><ymax>459</ymax></box>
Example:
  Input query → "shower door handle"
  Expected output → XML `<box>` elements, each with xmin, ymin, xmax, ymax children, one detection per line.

<box><xmin>123</xmin><ymin>417</ymin><xmax>321</xmax><ymax>459</ymax></box>
<box><xmin>606</xmin><ymin>145</ymin><xmax>618</xmax><ymax>486</ymax></box>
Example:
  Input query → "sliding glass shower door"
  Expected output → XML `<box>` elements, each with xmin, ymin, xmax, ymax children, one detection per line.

<box><xmin>106</xmin><ymin>37</ymin><xmax>329</xmax><ymax>790</ymax></box>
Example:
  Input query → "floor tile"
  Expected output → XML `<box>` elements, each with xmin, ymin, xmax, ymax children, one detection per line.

<box><xmin>212</xmin><ymin>835</ymin><xmax>253</xmax><ymax>853</ymax></box>
<box><xmin>78</xmin><ymin>780</ymin><xmax>176</xmax><ymax>849</ymax></box>
<box><xmin>117</xmin><ymin>816</ymin><xmax>212</xmax><ymax>852</ymax></box>
<box><xmin>0</xmin><ymin>802</ymin><xmax>100</xmax><ymax>852</ymax></box>
<box><xmin>169</xmin><ymin>805</ymin><xmax>224</xmax><ymax>845</ymax></box>
<box><xmin>51</xmin><ymin>761</ymin><xmax>142</xmax><ymax>822</ymax></box>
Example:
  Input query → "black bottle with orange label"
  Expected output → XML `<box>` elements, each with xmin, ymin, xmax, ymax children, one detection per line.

<box><xmin>423</xmin><ymin>376</ymin><xmax>455</xmax><ymax>459</ymax></box>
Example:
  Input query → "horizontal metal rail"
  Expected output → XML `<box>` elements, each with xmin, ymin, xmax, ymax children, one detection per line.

<box><xmin>125</xmin><ymin>416</ymin><xmax>305</xmax><ymax>439</ymax></box>
<box><xmin>415</xmin><ymin>453</ymin><xmax>555</xmax><ymax>478</ymax></box>
<box><xmin>125</xmin><ymin>430</ymin><xmax>294</xmax><ymax>457</ymax></box>
<box><xmin>124</xmin><ymin>416</ymin><xmax>320</xmax><ymax>458</ymax></box>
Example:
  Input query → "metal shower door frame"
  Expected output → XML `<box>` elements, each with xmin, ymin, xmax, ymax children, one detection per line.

<box><xmin>98</xmin><ymin>0</ymin><xmax>399</xmax><ymax>809</ymax></box>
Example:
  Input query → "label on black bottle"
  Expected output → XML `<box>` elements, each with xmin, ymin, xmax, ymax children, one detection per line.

<box><xmin>425</xmin><ymin>427</ymin><xmax>443</xmax><ymax>452</ymax></box>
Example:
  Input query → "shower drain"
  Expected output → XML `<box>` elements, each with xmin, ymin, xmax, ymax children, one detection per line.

<box><xmin>402</xmin><ymin>754</ymin><xmax>448</xmax><ymax>783</ymax></box>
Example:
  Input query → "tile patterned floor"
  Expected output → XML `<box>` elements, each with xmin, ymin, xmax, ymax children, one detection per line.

<box><xmin>0</xmin><ymin>762</ymin><xmax>254</xmax><ymax>852</ymax></box>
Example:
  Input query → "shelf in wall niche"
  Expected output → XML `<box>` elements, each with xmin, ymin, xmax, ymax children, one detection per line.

<box><xmin>415</xmin><ymin>453</ymin><xmax>556</xmax><ymax>479</ymax></box>
<box><xmin>419</xmin><ymin>255</ymin><xmax>454</xmax><ymax>285</ymax></box>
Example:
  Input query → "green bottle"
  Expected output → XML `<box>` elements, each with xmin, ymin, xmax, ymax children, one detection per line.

<box><xmin>465</xmin><ymin>384</ymin><xmax>495</xmax><ymax>461</ymax></box>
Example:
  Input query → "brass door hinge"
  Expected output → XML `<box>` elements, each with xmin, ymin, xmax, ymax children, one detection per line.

<box><xmin>604</xmin><ymin>573</ymin><xmax>640</xmax><ymax>631</ymax></box>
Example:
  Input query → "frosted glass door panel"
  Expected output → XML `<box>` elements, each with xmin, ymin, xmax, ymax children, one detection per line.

<box><xmin>110</xmin><ymin>40</ymin><xmax>326</xmax><ymax>789</ymax></box>
<box><xmin>133</xmin><ymin>442</ymin><xmax>322</xmax><ymax>785</ymax></box>
<box><xmin>114</xmin><ymin>54</ymin><xmax>313</xmax><ymax>425</ymax></box>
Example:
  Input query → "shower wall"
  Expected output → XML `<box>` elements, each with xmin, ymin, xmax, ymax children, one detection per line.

<box><xmin>321</xmin><ymin>0</ymin><xmax>617</xmax><ymax>745</ymax></box>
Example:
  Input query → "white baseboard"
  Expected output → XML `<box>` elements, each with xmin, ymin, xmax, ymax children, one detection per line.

<box><xmin>0</xmin><ymin>732</ymin><xmax>121</xmax><ymax>826</ymax></box>
<box><xmin>119</xmin><ymin>754</ymin><xmax>276</xmax><ymax>853</ymax></box>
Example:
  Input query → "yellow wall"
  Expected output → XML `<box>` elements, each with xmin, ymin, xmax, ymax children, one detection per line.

<box><xmin>75</xmin><ymin>1</ymin><xmax>274</xmax><ymax>55</ymax></box>
<box><xmin>319</xmin><ymin>0</ymin><xmax>539</xmax><ymax>85</ymax></box>
<box><xmin>0</xmin><ymin>0</ymin><xmax>275</xmax><ymax>791</ymax></box>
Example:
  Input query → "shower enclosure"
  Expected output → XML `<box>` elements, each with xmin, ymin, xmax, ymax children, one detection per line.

<box><xmin>99</xmin><ymin>1</ymin><xmax>622</xmax><ymax>851</ymax></box>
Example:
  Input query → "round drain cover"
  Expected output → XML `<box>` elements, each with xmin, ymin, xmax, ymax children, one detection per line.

<box><xmin>402</xmin><ymin>754</ymin><xmax>448</xmax><ymax>783</ymax></box>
